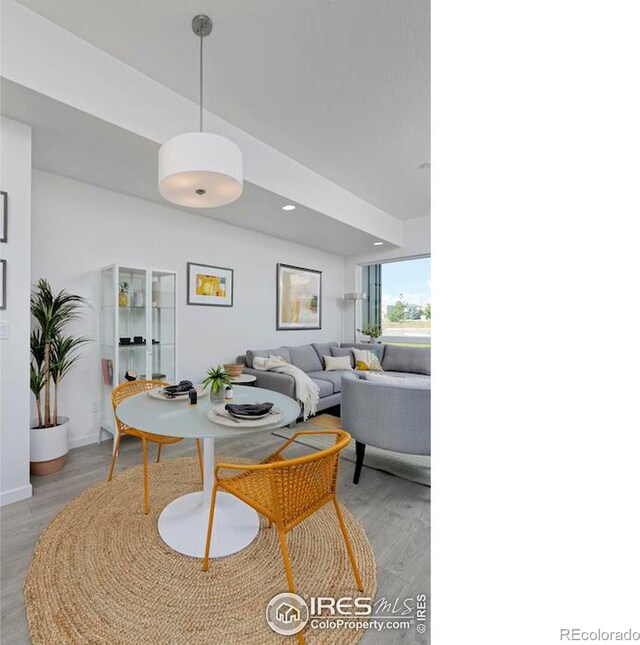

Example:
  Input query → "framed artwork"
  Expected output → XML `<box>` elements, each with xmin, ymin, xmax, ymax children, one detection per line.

<box><xmin>0</xmin><ymin>260</ymin><xmax>5</xmax><ymax>310</ymax></box>
<box><xmin>0</xmin><ymin>191</ymin><xmax>6</xmax><ymax>243</ymax></box>
<box><xmin>187</xmin><ymin>262</ymin><xmax>233</xmax><ymax>307</ymax></box>
<box><xmin>277</xmin><ymin>263</ymin><xmax>322</xmax><ymax>330</ymax></box>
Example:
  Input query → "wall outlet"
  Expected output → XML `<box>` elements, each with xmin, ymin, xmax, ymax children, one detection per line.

<box><xmin>91</xmin><ymin>400</ymin><xmax>100</xmax><ymax>413</ymax></box>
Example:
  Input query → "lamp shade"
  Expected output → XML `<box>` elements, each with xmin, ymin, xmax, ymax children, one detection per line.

<box><xmin>158</xmin><ymin>132</ymin><xmax>243</xmax><ymax>208</ymax></box>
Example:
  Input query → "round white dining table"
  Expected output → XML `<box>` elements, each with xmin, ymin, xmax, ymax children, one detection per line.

<box><xmin>116</xmin><ymin>385</ymin><xmax>300</xmax><ymax>558</ymax></box>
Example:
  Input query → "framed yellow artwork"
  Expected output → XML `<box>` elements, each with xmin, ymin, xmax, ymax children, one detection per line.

<box><xmin>187</xmin><ymin>262</ymin><xmax>233</xmax><ymax>307</ymax></box>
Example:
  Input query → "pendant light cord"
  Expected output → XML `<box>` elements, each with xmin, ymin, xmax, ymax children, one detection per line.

<box><xmin>199</xmin><ymin>32</ymin><xmax>203</xmax><ymax>133</ymax></box>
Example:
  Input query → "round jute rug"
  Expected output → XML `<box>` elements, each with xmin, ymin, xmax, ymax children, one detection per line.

<box><xmin>24</xmin><ymin>456</ymin><xmax>377</xmax><ymax>644</ymax></box>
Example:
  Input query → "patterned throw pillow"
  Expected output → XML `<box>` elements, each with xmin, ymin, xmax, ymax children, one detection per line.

<box><xmin>352</xmin><ymin>348</ymin><xmax>384</xmax><ymax>371</ymax></box>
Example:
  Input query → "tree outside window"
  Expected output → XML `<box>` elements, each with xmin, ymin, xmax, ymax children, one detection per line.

<box><xmin>375</xmin><ymin>258</ymin><xmax>431</xmax><ymax>344</ymax></box>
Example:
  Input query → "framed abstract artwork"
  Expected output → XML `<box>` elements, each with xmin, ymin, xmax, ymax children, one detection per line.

<box><xmin>0</xmin><ymin>260</ymin><xmax>5</xmax><ymax>310</ymax></box>
<box><xmin>276</xmin><ymin>263</ymin><xmax>322</xmax><ymax>330</ymax></box>
<box><xmin>1</xmin><ymin>191</ymin><xmax>7</xmax><ymax>243</ymax></box>
<box><xmin>187</xmin><ymin>262</ymin><xmax>233</xmax><ymax>307</ymax></box>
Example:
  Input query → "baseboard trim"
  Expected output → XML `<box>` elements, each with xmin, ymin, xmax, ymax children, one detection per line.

<box><xmin>69</xmin><ymin>433</ymin><xmax>100</xmax><ymax>450</ymax></box>
<box><xmin>1</xmin><ymin>483</ymin><xmax>33</xmax><ymax>506</ymax></box>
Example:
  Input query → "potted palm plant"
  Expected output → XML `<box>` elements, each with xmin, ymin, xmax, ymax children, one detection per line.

<box><xmin>202</xmin><ymin>365</ymin><xmax>232</xmax><ymax>403</ymax></box>
<box><xmin>30</xmin><ymin>279</ymin><xmax>88</xmax><ymax>475</ymax></box>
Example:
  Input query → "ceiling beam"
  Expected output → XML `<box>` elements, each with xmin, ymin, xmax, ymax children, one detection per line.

<box><xmin>0</xmin><ymin>0</ymin><xmax>403</xmax><ymax>246</ymax></box>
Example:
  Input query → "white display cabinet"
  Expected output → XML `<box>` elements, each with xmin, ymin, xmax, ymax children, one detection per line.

<box><xmin>100</xmin><ymin>265</ymin><xmax>177</xmax><ymax>440</ymax></box>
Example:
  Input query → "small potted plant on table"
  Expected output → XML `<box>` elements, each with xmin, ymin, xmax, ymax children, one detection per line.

<box><xmin>202</xmin><ymin>365</ymin><xmax>232</xmax><ymax>403</ymax></box>
<box><xmin>30</xmin><ymin>279</ymin><xmax>88</xmax><ymax>475</ymax></box>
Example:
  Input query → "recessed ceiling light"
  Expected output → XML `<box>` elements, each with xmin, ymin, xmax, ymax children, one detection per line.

<box><xmin>373</xmin><ymin>241</ymin><xmax>384</xmax><ymax>246</ymax></box>
<box><xmin>282</xmin><ymin>204</ymin><xmax>296</xmax><ymax>211</ymax></box>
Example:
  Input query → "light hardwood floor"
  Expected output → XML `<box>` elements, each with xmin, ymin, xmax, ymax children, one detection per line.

<box><xmin>0</xmin><ymin>431</ymin><xmax>430</xmax><ymax>644</ymax></box>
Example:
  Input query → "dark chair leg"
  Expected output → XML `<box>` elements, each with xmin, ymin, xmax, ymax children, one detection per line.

<box><xmin>353</xmin><ymin>441</ymin><xmax>366</xmax><ymax>484</ymax></box>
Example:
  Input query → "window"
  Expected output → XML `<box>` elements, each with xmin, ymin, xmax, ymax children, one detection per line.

<box><xmin>362</xmin><ymin>256</ymin><xmax>430</xmax><ymax>346</ymax></box>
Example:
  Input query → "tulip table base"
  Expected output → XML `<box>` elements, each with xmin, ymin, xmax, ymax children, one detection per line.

<box><xmin>157</xmin><ymin>437</ymin><xmax>259</xmax><ymax>558</ymax></box>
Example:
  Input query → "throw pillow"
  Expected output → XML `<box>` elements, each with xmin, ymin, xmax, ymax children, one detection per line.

<box><xmin>369</xmin><ymin>346</ymin><xmax>384</xmax><ymax>360</ymax></box>
<box><xmin>323</xmin><ymin>355</ymin><xmax>352</xmax><ymax>371</ymax></box>
<box><xmin>364</xmin><ymin>372</ymin><xmax>429</xmax><ymax>390</ymax></box>
<box><xmin>253</xmin><ymin>355</ymin><xmax>287</xmax><ymax>371</ymax></box>
<box><xmin>330</xmin><ymin>346</ymin><xmax>356</xmax><ymax>368</ymax></box>
<box><xmin>352</xmin><ymin>348</ymin><xmax>384</xmax><ymax>371</ymax></box>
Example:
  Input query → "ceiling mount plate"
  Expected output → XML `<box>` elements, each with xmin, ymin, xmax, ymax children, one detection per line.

<box><xmin>192</xmin><ymin>15</ymin><xmax>213</xmax><ymax>37</ymax></box>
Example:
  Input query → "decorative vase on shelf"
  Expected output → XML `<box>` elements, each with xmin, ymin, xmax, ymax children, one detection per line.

<box><xmin>133</xmin><ymin>291</ymin><xmax>144</xmax><ymax>307</ymax></box>
<box><xmin>119</xmin><ymin>281</ymin><xmax>129</xmax><ymax>307</ymax></box>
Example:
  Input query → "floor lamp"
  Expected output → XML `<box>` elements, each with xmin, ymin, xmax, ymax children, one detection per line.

<box><xmin>344</xmin><ymin>292</ymin><xmax>367</xmax><ymax>343</ymax></box>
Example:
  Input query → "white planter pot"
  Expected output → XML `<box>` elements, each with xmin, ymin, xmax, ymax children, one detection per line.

<box><xmin>209</xmin><ymin>387</ymin><xmax>226</xmax><ymax>404</ymax></box>
<box><xmin>30</xmin><ymin>417</ymin><xmax>70</xmax><ymax>475</ymax></box>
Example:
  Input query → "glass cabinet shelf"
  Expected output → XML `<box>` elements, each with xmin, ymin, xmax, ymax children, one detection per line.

<box><xmin>100</xmin><ymin>264</ymin><xmax>177</xmax><ymax>441</ymax></box>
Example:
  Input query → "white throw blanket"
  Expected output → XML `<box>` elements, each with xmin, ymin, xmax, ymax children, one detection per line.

<box><xmin>252</xmin><ymin>355</ymin><xmax>320</xmax><ymax>420</ymax></box>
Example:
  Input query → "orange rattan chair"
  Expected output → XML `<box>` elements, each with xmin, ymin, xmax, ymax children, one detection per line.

<box><xmin>203</xmin><ymin>430</ymin><xmax>363</xmax><ymax>641</ymax></box>
<box><xmin>108</xmin><ymin>380</ymin><xmax>204</xmax><ymax>514</ymax></box>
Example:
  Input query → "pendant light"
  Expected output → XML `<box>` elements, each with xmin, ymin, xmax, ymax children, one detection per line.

<box><xmin>158</xmin><ymin>15</ymin><xmax>243</xmax><ymax>208</ymax></box>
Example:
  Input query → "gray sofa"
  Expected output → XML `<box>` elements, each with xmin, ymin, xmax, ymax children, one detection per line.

<box><xmin>238</xmin><ymin>342</ymin><xmax>430</xmax><ymax>414</ymax></box>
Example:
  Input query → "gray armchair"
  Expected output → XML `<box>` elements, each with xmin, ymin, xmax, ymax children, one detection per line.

<box><xmin>341</xmin><ymin>372</ymin><xmax>430</xmax><ymax>483</ymax></box>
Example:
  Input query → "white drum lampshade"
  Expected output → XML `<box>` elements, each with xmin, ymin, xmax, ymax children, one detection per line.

<box><xmin>158</xmin><ymin>132</ymin><xmax>243</xmax><ymax>208</ymax></box>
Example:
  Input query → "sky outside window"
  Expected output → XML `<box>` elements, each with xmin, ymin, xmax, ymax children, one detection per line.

<box><xmin>381</xmin><ymin>257</ymin><xmax>430</xmax><ymax>311</ymax></box>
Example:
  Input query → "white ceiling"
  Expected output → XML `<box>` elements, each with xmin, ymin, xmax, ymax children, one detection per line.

<box><xmin>1</xmin><ymin>79</ymin><xmax>389</xmax><ymax>256</ymax></box>
<box><xmin>14</xmin><ymin>0</ymin><xmax>430</xmax><ymax>220</ymax></box>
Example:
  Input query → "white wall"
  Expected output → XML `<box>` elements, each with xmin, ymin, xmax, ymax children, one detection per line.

<box><xmin>0</xmin><ymin>117</ymin><xmax>33</xmax><ymax>505</ymax></box>
<box><xmin>31</xmin><ymin>171</ymin><xmax>346</xmax><ymax>447</ymax></box>
<box><xmin>343</xmin><ymin>216</ymin><xmax>430</xmax><ymax>340</ymax></box>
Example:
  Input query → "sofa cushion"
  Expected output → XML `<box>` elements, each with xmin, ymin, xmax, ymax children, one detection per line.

<box><xmin>311</xmin><ymin>342</ymin><xmax>339</xmax><ymax>363</ymax></box>
<box><xmin>364</xmin><ymin>371</ymin><xmax>430</xmax><ymax>390</ymax></box>
<box><xmin>309</xmin><ymin>377</ymin><xmax>333</xmax><ymax>398</ymax></box>
<box><xmin>287</xmin><ymin>345</ymin><xmax>323</xmax><ymax>372</ymax></box>
<box><xmin>246</xmin><ymin>347</ymin><xmax>291</xmax><ymax>368</ymax></box>
<box><xmin>307</xmin><ymin>370</ymin><xmax>353</xmax><ymax>394</ymax></box>
<box><xmin>330</xmin><ymin>346</ymin><xmax>356</xmax><ymax>368</ymax></box>
<box><xmin>382</xmin><ymin>371</ymin><xmax>431</xmax><ymax>386</ymax></box>
<box><xmin>382</xmin><ymin>345</ymin><xmax>430</xmax><ymax>375</ymax></box>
